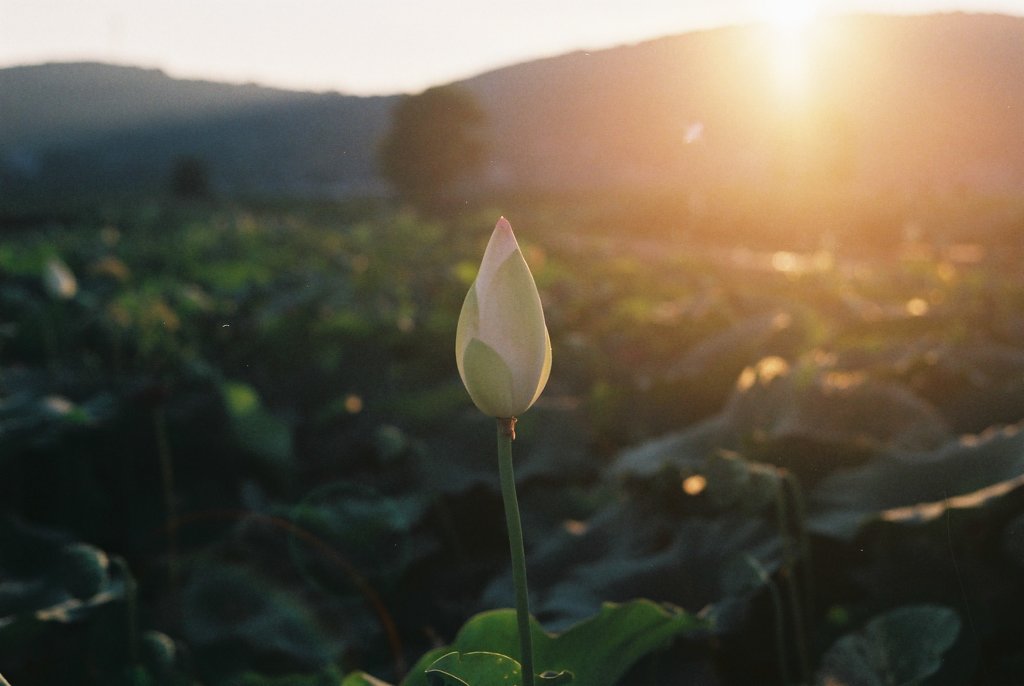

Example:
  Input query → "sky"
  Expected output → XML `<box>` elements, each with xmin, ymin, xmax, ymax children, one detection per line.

<box><xmin>1</xmin><ymin>0</ymin><xmax>1022</xmax><ymax>95</ymax></box>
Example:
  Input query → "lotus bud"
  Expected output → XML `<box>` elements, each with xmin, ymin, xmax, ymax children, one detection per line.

<box><xmin>456</xmin><ymin>217</ymin><xmax>551</xmax><ymax>418</ymax></box>
<box><xmin>43</xmin><ymin>257</ymin><xmax>78</xmax><ymax>300</ymax></box>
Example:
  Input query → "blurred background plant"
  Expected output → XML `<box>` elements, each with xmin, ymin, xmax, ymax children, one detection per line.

<box><xmin>2</xmin><ymin>193</ymin><xmax>1022</xmax><ymax>684</ymax></box>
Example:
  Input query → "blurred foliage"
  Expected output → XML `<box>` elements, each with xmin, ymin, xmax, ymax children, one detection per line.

<box><xmin>814</xmin><ymin>605</ymin><xmax>961</xmax><ymax>686</ymax></box>
<box><xmin>1</xmin><ymin>196</ymin><xmax>1023</xmax><ymax>684</ymax></box>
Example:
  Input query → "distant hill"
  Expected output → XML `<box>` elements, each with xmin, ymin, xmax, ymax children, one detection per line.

<box><xmin>0</xmin><ymin>62</ymin><xmax>298</xmax><ymax>147</ymax></box>
<box><xmin>2</xmin><ymin>13</ymin><xmax>1022</xmax><ymax>212</ymax></box>
<box><xmin>0</xmin><ymin>62</ymin><xmax>396</xmax><ymax>197</ymax></box>
<box><xmin>463</xmin><ymin>12</ymin><xmax>1024</xmax><ymax>196</ymax></box>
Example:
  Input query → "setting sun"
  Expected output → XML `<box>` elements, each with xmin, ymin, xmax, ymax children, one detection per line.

<box><xmin>767</xmin><ymin>0</ymin><xmax>817</xmax><ymax>30</ymax></box>
<box><xmin>763</xmin><ymin>0</ymin><xmax>819</xmax><ymax>100</ymax></box>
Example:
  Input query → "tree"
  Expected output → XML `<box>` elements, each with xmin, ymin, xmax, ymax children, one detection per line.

<box><xmin>377</xmin><ymin>86</ymin><xmax>486</xmax><ymax>208</ymax></box>
<box><xmin>169</xmin><ymin>155</ymin><xmax>212</xmax><ymax>200</ymax></box>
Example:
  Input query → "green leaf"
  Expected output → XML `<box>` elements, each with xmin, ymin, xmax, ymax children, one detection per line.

<box><xmin>58</xmin><ymin>542</ymin><xmax>110</xmax><ymax>600</ymax></box>
<box><xmin>1002</xmin><ymin>512</ymin><xmax>1024</xmax><ymax>570</ymax></box>
<box><xmin>613</xmin><ymin>353</ymin><xmax>951</xmax><ymax>481</ymax></box>
<box><xmin>815</xmin><ymin>604</ymin><xmax>960</xmax><ymax>686</ymax></box>
<box><xmin>422</xmin><ymin>652</ymin><xmax>572</xmax><ymax>686</ymax></box>
<box><xmin>285</xmin><ymin>482</ymin><xmax>426</xmax><ymax>583</ymax></box>
<box><xmin>226</xmin><ymin>667</ymin><xmax>346</xmax><ymax>686</ymax></box>
<box><xmin>810</xmin><ymin>420</ymin><xmax>1024</xmax><ymax>540</ymax></box>
<box><xmin>181</xmin><ymin>561</ymin><xmax>334</xmax><ymax>669</ymax></box>
<box><xmin>425</xmin><ymin>651</ymin><xmax>521</xmax><ymax>686</ymax></box>
<box><xmin>0</xmin><ymin>521</ymin><xmax>125</xmax><ymax>628</ymax></box>
<box><xmin>402</xmin><ymin>600</ymin><xmax>702</xmax><ymax>686</ymax></box>
<box><xmin>483</xmin><ymin>500</ymin><xmax>779</xmax><ymax>632</ymax></box>
<box><xmin>341</xmin><ymin>673</ymin><xmax>395</xmax><ymax>686</ymax></box>
<box><xmin>222</xmin><ymin>381</ymin><xmax>293</xmax><ymax>467</ymax></box>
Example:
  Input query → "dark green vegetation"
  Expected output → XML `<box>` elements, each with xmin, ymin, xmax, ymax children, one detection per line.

<box><xmin>2</xmin><ymin>195</ymin><xmax>1023</xmax><ymax>685</ymax></box>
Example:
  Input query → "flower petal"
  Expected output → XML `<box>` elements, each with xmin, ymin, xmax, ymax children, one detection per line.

<box><xmin>462</xmin><ymin>337</ymin><xmax>517</xmax><ymax>418</ymax></box>
<box><xmin>477</xmin><ymin>246</ymin><xmax>550</xmax><ymax>411</ymax></box>
<box><xmin>455</xmin><ymin>283</ymin><xmax>480</xmax><ymax>381</ymax></box>
<box><xmin>475</xmin><ymin>217</ymin><xmax>519</xmax><ymax>303</ymax></box>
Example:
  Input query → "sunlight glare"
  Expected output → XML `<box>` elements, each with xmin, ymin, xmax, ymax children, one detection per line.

<box><xmin>683</xmin><ymin>121</ymin><xmax>704</xmax><ymax>144</ymax></box>
<box><xmin>763</xmin><ymin>0</ymin><xmax>818</xmax><ymax>101</ymax></box>
<box><xmin>563</xmin><ymin>519</ymin><xmax>589</xmax><ymax>536</ymax></box>
<box><xmin>344</xmin><ymin>394</ymin><xmax>364</xmax><ymax>413</ymax></box>
<box><xmin>766</xmin><ymin>0</ymin><xmax>816</xmax><ymax>31</ymax></box>
<box><xmin>737</xmin><ymin>356</ymin><xmax>791</xmax><ymax>392</ymax></box>
<box><xmin>682</xmin><ymin>475</ymin><xmax>707</xmax><ymax>496</ymax></box>
<box><xmin>905</xmin><ymin>298</ymin><xmax>930</xmax><ymax>317</ymax></box>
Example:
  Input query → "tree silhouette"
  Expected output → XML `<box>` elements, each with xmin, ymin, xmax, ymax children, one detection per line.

<box><xmin>378</xmin><ymin>86</ymin><xmax>486</xmax><ymax>208</ymax></box>
<box><xmin>169</xmin><ymin>155</ymin><xmax>212</xmax><ymax>200</ymax></box>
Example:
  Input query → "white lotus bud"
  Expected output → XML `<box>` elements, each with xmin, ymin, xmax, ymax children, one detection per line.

<box><xmin>456</xmin><ymin>217</ymin><xmax>551</xmax><ymax>418</ymax></box>
<box><xmin>43</xmin><ymin>257</ymin><xmax>78</xmax><ymax>300</ymax></box>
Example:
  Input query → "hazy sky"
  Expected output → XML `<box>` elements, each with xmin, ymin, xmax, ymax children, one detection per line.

<box><xmin>1</xmin><ymin>0</ymin><xmax>1021</xmax><ymax>95</ymax></box>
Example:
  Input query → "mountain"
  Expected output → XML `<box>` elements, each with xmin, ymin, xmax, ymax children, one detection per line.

<box><xmin>0</xmin><ymin>62</ymin><xmax>396</xmax><ymax>197</ymax></box>
<box><xmin>1</xmin><ymin>13</ymin><xmax>1022</xmax><ymax>213</ymax></box>
<box><xmin>1</xmin><ymin>62</ymin><xmax>298</xmax><ymax>147</ymax></box>
<box><xmin>461</xmin><ymin>12</ymin><xmax>1024</xmax><ymax>195</ymax></box>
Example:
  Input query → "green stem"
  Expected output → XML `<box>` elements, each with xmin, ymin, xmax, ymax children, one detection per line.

<box><xmin>782</xmin><ymin>471</ymin><xmax>814</xmax><ymax>626</ymax></box>
<box><xmin>497</xmin><ymin>417</ymin><xmax>535</xmax><ymax>686</ymax></box>
<box><xmin>112</xmin><ymin>555</ymin><xmax>140</xmax><ymax>667</ymax></box>
<box><xmin>774</xmin><ymin>471</ymin><xmax>810</xmax><ymax>685</ymax></box>
<box><xmin>154</xmin><ymin>407</ymin><xmax>179</xmax><ymax>591</ymax></box>
<box><xmin>746</xmin><ymin>554</ymin><xmax>791</xmax><ymax>686</ymax></box>
<box><xmin>768</xmin><ymin>578</ymin><xmax>791</xmax><ymax>686</ymax></box>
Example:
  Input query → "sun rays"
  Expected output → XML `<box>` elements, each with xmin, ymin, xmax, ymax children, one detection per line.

<box><xmin>763</xmin><ymin>0</ymin><xmax>819</xmax><ymax>102</ymax></box>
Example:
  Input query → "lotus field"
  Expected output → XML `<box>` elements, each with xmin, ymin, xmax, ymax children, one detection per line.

<box><xmin>1</xmin><ymin>199</ymin><xmax>1023</xmax><ymax>685</ymax></box>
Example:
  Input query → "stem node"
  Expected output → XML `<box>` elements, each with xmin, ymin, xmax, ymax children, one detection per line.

<box><xmin>499</xmin><ymin>416</ymin><xmax>518</xmax><ymax>440</ymax></box>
